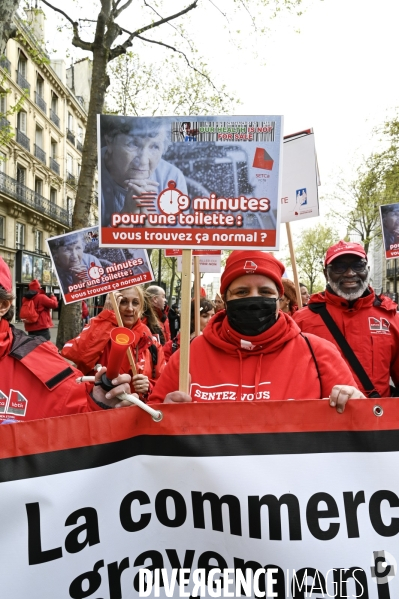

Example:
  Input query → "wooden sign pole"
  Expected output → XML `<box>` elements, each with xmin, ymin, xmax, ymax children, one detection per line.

<box><xmin>193</xmin><ymin>255</ymin><xmax>201</xmax><ymax>337</ymax></box>
<box><xmin>286</xmin><ymin>222</ymin><xmax>302</xmax><ymax>309</ymax></box>
<box><xmin>179</xmin><ymin>249</ymin><xmax>193</xmax><ymax>394</ymax></box>
<box><xmin>110</xmin><ymin>291</ymin><xmax>137</xmax><ymax>375</ymax></box>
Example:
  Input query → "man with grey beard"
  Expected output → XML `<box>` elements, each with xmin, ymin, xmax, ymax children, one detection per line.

<box><xmin>293</xmin><ymin>240</ymin><xmax>399</xmax><ymax>398</ymax></box>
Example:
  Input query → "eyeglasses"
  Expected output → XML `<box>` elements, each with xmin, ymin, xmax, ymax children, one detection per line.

<box><xmin>327</xmin><ymin>261</ymin><xmax>367</xmax><ymax>274</ymax></box>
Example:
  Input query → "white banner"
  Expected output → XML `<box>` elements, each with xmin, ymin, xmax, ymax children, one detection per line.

<box><xmin>0</xmin><ymin>399</ymin><xmax>398</xmax><ymax>598</ymax></box>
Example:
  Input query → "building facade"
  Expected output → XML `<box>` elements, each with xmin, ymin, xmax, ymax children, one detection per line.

<box><xmin>0</xmin><ymin>11</ymin><xmax>92</xmax><ymax>314</ymax></box>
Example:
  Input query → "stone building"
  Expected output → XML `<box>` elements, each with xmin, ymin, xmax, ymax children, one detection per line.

<box><xmin>0</xmin><ymin>10</ymin><xmax>93</xmax><ymax>314</ymax></box>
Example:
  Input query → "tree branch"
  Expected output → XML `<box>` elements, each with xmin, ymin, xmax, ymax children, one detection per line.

<box><xmin>113</xmin><ymin>0</ymin><xmax>134</xmax><ymax>19</ymax></box>
<box><xmin>109</xmin><ymin>0</ymin><xmax>199</xmax><ymax>59</ymax></box>
<box><xmin>143</xmin><ymin>0</ymin><xmax>196</xmax><ymax>52</ymax></box>
<box><xmin>40</xmin><ymin>0</ymin><xmax>93</xmax><ymax>51</ymax></box>
<box><xmin>122</xmin><ymin>32</ymin><xmax>219</xmax><ymax>92</ymax></box>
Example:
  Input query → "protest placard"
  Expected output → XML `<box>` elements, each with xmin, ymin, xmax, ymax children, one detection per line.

<box><xmin>46</xmin><ymin>226</ymin><xmax>153</xmax><ymax>304</ymax></box>
<box><xmin>281</xmin><ymin>130</ymin><xmax>320</xmax><ymax>223</ymax></box>
<box><xmin>0</xmin><ymin>399</ymin><xmax>398</xmax><ymax>598</ymax></box>
<box><xmin>380</xmin><ymin>203</ymin><xmax>399</xmax><ymax>259</ymax></box>
<box><xmin>176</xmin><ymin>254</ymin><xmax>221</xmax><ymax>273</ymax></box>
<box><xmin>98</xmin><ymin>115</ymin><xmax>283</xmax><ymax>250</ymax></box>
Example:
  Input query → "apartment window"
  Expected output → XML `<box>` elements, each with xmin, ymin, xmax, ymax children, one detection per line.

<box><xmin>51</xmin><ymin>93</ymin><xmax>58</xmax><ymax>113</ymax></box>
<box><xmin>34</xmin><ymin>230</ymin><xmax>43</xmax><ymax>253</ymax></box>
<box><xmin>35</xmin><ymin>126</ymin><xmax>43</xmax><ymax>147</ymax></box>
<box><xmin>17</xmin><ymin>111</ymin><xmax>27</xmax><ymax>133</ymax></box>
<box><xmin>35</xmin><ymin>178</ymin><xmax>43</xmax><ymax>196</ymax></box>
<box><xmin>0</xmin><ymin>215</ymin><xmax>5</xmax><ymax>245</ymax></box>
<box><xmin>0</xmin><ymin>91</ymin><xmax>6</xmax><ymax>115</ymax></box>
<box><xmin>17</xmin><ymin>54</ymin><xmax>27</xmax><ymax>78</ymax></box>
<box><xmin>68</xmin><ymin>112</ymin><xmax>73</xmax><ymax>130</ymax></box>
<box><xmin>51</xmin><ymin>139</ymin><xmax>57</xmax><ymax>158</ymax></box>
<box><xmin>36</xmin><ymin>75</ymin><xmax>44</xmax><ymax>98</ymax></box>
<box><xmin>67</xmin><ymin>153</ymin><xmax>73</xmax><ymax>174</ymax></box>
<box><xmin>0</xmin><ymin>152</ymin><xmax>5</xmax><ymax>173</ymax></box>
<box><xmin>16</xmin><ymin>222</ymin><xmax>25</xmax><ymax>249</ymax></box>
<box><xmin>77</xmin><ymin>125</ymin><xmax>83</xmax><ymax>142</ymax></box>
<box><xmin>77</xmin><ymin>163</ymin><xmax>81</xmax><ymax>177</ymax></box>
<box><xmin>50</xmin><ymin>187</ymin><xmax>57</xmax><ymax>203</ymax></box>
<box><xmin>17</xmin><ymin>165</ymin><xmax>26</xmax><ymax>185</ymax></box>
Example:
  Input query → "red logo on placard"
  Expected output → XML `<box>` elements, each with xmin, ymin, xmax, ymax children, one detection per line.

<box><xmin>253</xmin><ymin>148</ymin><xmax>274</xmax><ymax>170</ymax></box>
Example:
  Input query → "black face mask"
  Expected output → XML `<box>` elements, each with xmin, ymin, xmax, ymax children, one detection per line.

<box><xmin>226</xmin><ymin>296</ymin><xmax>278</xmax><ymax>336</ymax></box>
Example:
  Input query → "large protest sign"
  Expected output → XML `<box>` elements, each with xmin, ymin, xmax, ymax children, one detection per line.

<box><xmin>281</xmin><ymin>130</ymin><xmax>320</xmax><ymax>223</ymax></box>
<box><xmin>46</xmin><ymin>226</ymin><xmax>154</xmax><ymax>304</ymax></box>
<box><xmin>98</xmin><ymin>115</ymin><xmax>283</xmax><ymax>250</ymax></box>
<box><xmin>0</xmin><ymin>398</ymin><xmax>398</xmax><ymax>598</ymax></box>
<box><xmin>379</xmin><ymin>203</ymin><xmax>399</xmax><ymax>258</ymax></box>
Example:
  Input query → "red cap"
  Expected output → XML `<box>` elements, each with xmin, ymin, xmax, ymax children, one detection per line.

<box><xmin>29</xmin><ymin>279</ymin><xmax>41</xmax><ymax>291</ymax></box>
<box><xmin>324</xmin><ymin>241</ymin><xmax>367</xmax><ymax>266</ymax></box>
<box><xmin>220</xmin><ymin>251</ymin><xmax>285</xmax><ymax>296</ymax></box>
<box><xmin>0</xmin><ymin>257</ymin><xmax>12</xmax><ymax>292</ymax></box>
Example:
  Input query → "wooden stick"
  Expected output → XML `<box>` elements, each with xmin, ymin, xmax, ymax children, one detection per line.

<box><xmin>110</xmin><ymin>291</ymin><xmax>137</xmax><ymax>376</ymax></box>
<box><xmin>286</xmin><ymin>222</ymin><xmax>302</xmax><ymax>309</ymax></box>
<box><xmin>193</xmin><ymin>255</ymin><xmax>201</xmax><ymax>336</ymax></box>
<box><xmin>179</xmin><ymin>249</ymin><xmax>192</xmax><ymax>394</ymax></box>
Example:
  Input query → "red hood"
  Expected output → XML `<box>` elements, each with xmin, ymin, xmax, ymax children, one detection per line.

<box><xmin>203</xmin><ymin>309</ymin><xmax>300</xmax><ymax>356</ymax></box>
<box><xmin>0</xmin><ymin>319</ymin><xmax>13</xmax><ymax>361</ymax></box>
<box><xmin>309</xmin><ymin>287</ymin><xmax>398</xmax><ymax>315</ymax></box>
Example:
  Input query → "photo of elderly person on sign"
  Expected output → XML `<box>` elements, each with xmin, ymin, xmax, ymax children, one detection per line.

<box><xmin>99</xmin><ymin>115</ymin><xmax>188</xmax><ymax>227</ymax></box>
<box><xmin>48</xmin><ymin>232</ymin><xmax>102</xmax><ymax>296</ymax></box>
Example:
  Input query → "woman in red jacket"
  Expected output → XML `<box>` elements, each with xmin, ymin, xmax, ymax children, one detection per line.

<box><xmin>62</xmin><ymin>286</ymin><xmax>165</xmax><ymax>399</ymax></box>
<box><xmin>150</xmin><ymin>251</ymin><xmax>366</xmax><ymax>413</ymax></box>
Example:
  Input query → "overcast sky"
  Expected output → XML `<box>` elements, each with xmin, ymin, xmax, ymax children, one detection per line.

<box><xmin>40</xmin><ymin>0</ymin><xmax>399</xmax><ymax>258</ymax></box>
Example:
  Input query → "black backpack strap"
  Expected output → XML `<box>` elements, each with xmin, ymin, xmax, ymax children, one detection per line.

<box><xmin>148</xmin><ymin>344</ymin><xmax>158</xmax><ymax>379</ymax></box>
<box><xmin>300</xmin><ymin>333</ymin><xmax>321</xmax><ymax>398</ymax></box>
<box><xmin>308</xmin><ymin>302</ymin><xmax>380</xmax><ymax>398</ymax></box>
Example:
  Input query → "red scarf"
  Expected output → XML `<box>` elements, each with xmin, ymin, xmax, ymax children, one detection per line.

<box><xmin>0</xmin><ymin>319</ymin><xmax>13</xmax><ymax>361</ymax></box>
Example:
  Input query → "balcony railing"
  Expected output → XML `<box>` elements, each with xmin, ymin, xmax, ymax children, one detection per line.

<box><xmin>49</xmin><ymin>157</ymin><xmax>60</xmax><ymax>175</ymax></box>
<box><xmin>0</xmin><ymin>117</ymin><xmax>11</xmax><ymax>131</ymax></box>
<box><xmin>0</xmin><ymin>171</ymin><xmax>70</xmax><ymax>227</ymax></box>
<box><xmin>16</xmin><ymin>70</ymin><xmax>30</xmax><ymax>93</ymax></box>
<box><xmin>49</xmin><ymin>108</ymin><xmax>60</xmax><ymax>128</ymax></box>
<box><xmin>66</xmin><ymin>129</ymin><xmax>75</xmax><ymax>145</ymax></box>
<box><xmin>16</xmin><ymin>242</ymin><xmax>25</xmax><ymax>250</ymax></box>
<box><xmin>0</xmin><ymin>237</ymin><xmax>5</xmax><ymax>246</ymax></box>
<box><xmin>0</xmin><ymin>57</ymin><xmax>10</xmax><ymax>73</ymax></box>
<box><xmin>77</xmin><ymin>139</ymin><xmax>83</xmax><ymax>152</ymax></box>
<box><xmin>67</xmin><ymin>172</ymin><xmax>76</xmax><ymax>185</ymax></box>
<box><xmin>34</xmin><ymin>143</ymin><xmax>46</xmax><ymax>164</ymax></box>
<box><xmin>386</xmin><ymin>268</ymin><xmax>398</xmax><ymax>279</ymax></box>
<box><xmin>15</xmin><ymin>128</ymin><xmax>30</xmax><ymax>151</ymax></box>
<box><xmin>34</xmin><ymin>91</ymin><xmax>47</xmax><ymax>114</ymax></box>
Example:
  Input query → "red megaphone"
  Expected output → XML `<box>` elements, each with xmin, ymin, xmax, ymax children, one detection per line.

<box><xmin>106</xmin><ymin>327</ymin><xmax>136</xmax><ymax>381</ymax></box>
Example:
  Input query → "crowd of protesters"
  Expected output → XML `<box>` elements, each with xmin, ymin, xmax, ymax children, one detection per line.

<box><xmin>2</xmin><ymin>239</ymin><xmax>399</xmax><ymax>423</ymax></box>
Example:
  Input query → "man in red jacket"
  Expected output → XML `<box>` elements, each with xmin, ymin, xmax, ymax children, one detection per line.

<box><xmin>293</xmin><ymin>240</ymin><xmax>399</xmax><ymax>398</ymax></box>
<box><xmin>0</xmin><ymin>258</ymin><xmax>133</xmax><ymax>422</ymax></box>
<box><xmin>150</xmin><ymin>250</ymin><xmax>364</xmax><ymax>413</ymax></box>
<box><xmin>22</xmin><ymin>279</ymin><xmax>58</xmax><ymax>341</ymax></box>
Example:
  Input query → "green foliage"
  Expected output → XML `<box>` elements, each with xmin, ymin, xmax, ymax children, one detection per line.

<box><xmin>106</xmin><ymin>52</ymin><xmax>239</xmax><ymax>116</ymax></box>
<box><xmin>0</xmin><ymin>67</ymin><xmax>27</xmax><ymax>148</ymax></box>
<box><xmin>286</xmin><ymin>225</ymin><xmax>339</xmax><ymax>293</ymax></box>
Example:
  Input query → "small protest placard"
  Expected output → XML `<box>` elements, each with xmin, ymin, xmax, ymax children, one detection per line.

<box><xmin>281</xmin><ymin>129</ymin><xmax>320</xmax><ymax>223</ymax></box>
<box><xmin>380</xmin><ymin>203</ymin><xmax>399</xmax><ymax>259</ymax></box>
<box><xmin>98</xmin><ymin>115</ymin><xmax>283</xmax><ymax>250</ymax></box>
<box><xmin>46</xmin><ymin>227</ymin><xmax>154</xmax><ymax>304</ymax></box>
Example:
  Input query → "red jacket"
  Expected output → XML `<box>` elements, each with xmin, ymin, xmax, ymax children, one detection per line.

<box><xmin>61</xmin><ymin>310</ymin><xmax>165</xmax><ymax>396</ymax></box>
<box><xmin>0</xmin><ymin>320</ymin><xmax>100</xmax><ymax>422</ymax></box>
<box><xmin>23</xmin><ymin>290</ymin><xmax>58</xmax><ymax>332</ymax></box>
<box><xmin>293</xmin><ymin>288</ymin><xmax>399</xmax><ymax>397</ymax></box>
<box><xmin>150</xmin><ymin>310</ymin><xmax>356</xmax><ymax>403</ymax></box>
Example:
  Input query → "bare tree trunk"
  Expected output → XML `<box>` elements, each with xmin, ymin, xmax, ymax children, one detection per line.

<box><xmin>0</xmin><ymin>0</ymin><xmax>19</xmax><ymax>56</ymax></box>
<box><xmin>57</xmin><ymin>42</ymin><xmax>110</xmax><ymax>348</ymax></box>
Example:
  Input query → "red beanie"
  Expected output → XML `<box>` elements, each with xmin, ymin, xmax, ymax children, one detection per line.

<box><xmin>29</xmin><ymin>279</ymin><xmax>41</xmax><ymax>291</ymax></box>
<box><xmin>220</xmin><ymin>251</ymin><xmax>285</xmax><ymax>296</ymax></box>
<box><xmin>0</xmin><ymin>257</ymin><xmax>12</xmax><ymax>292</ymax></box>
